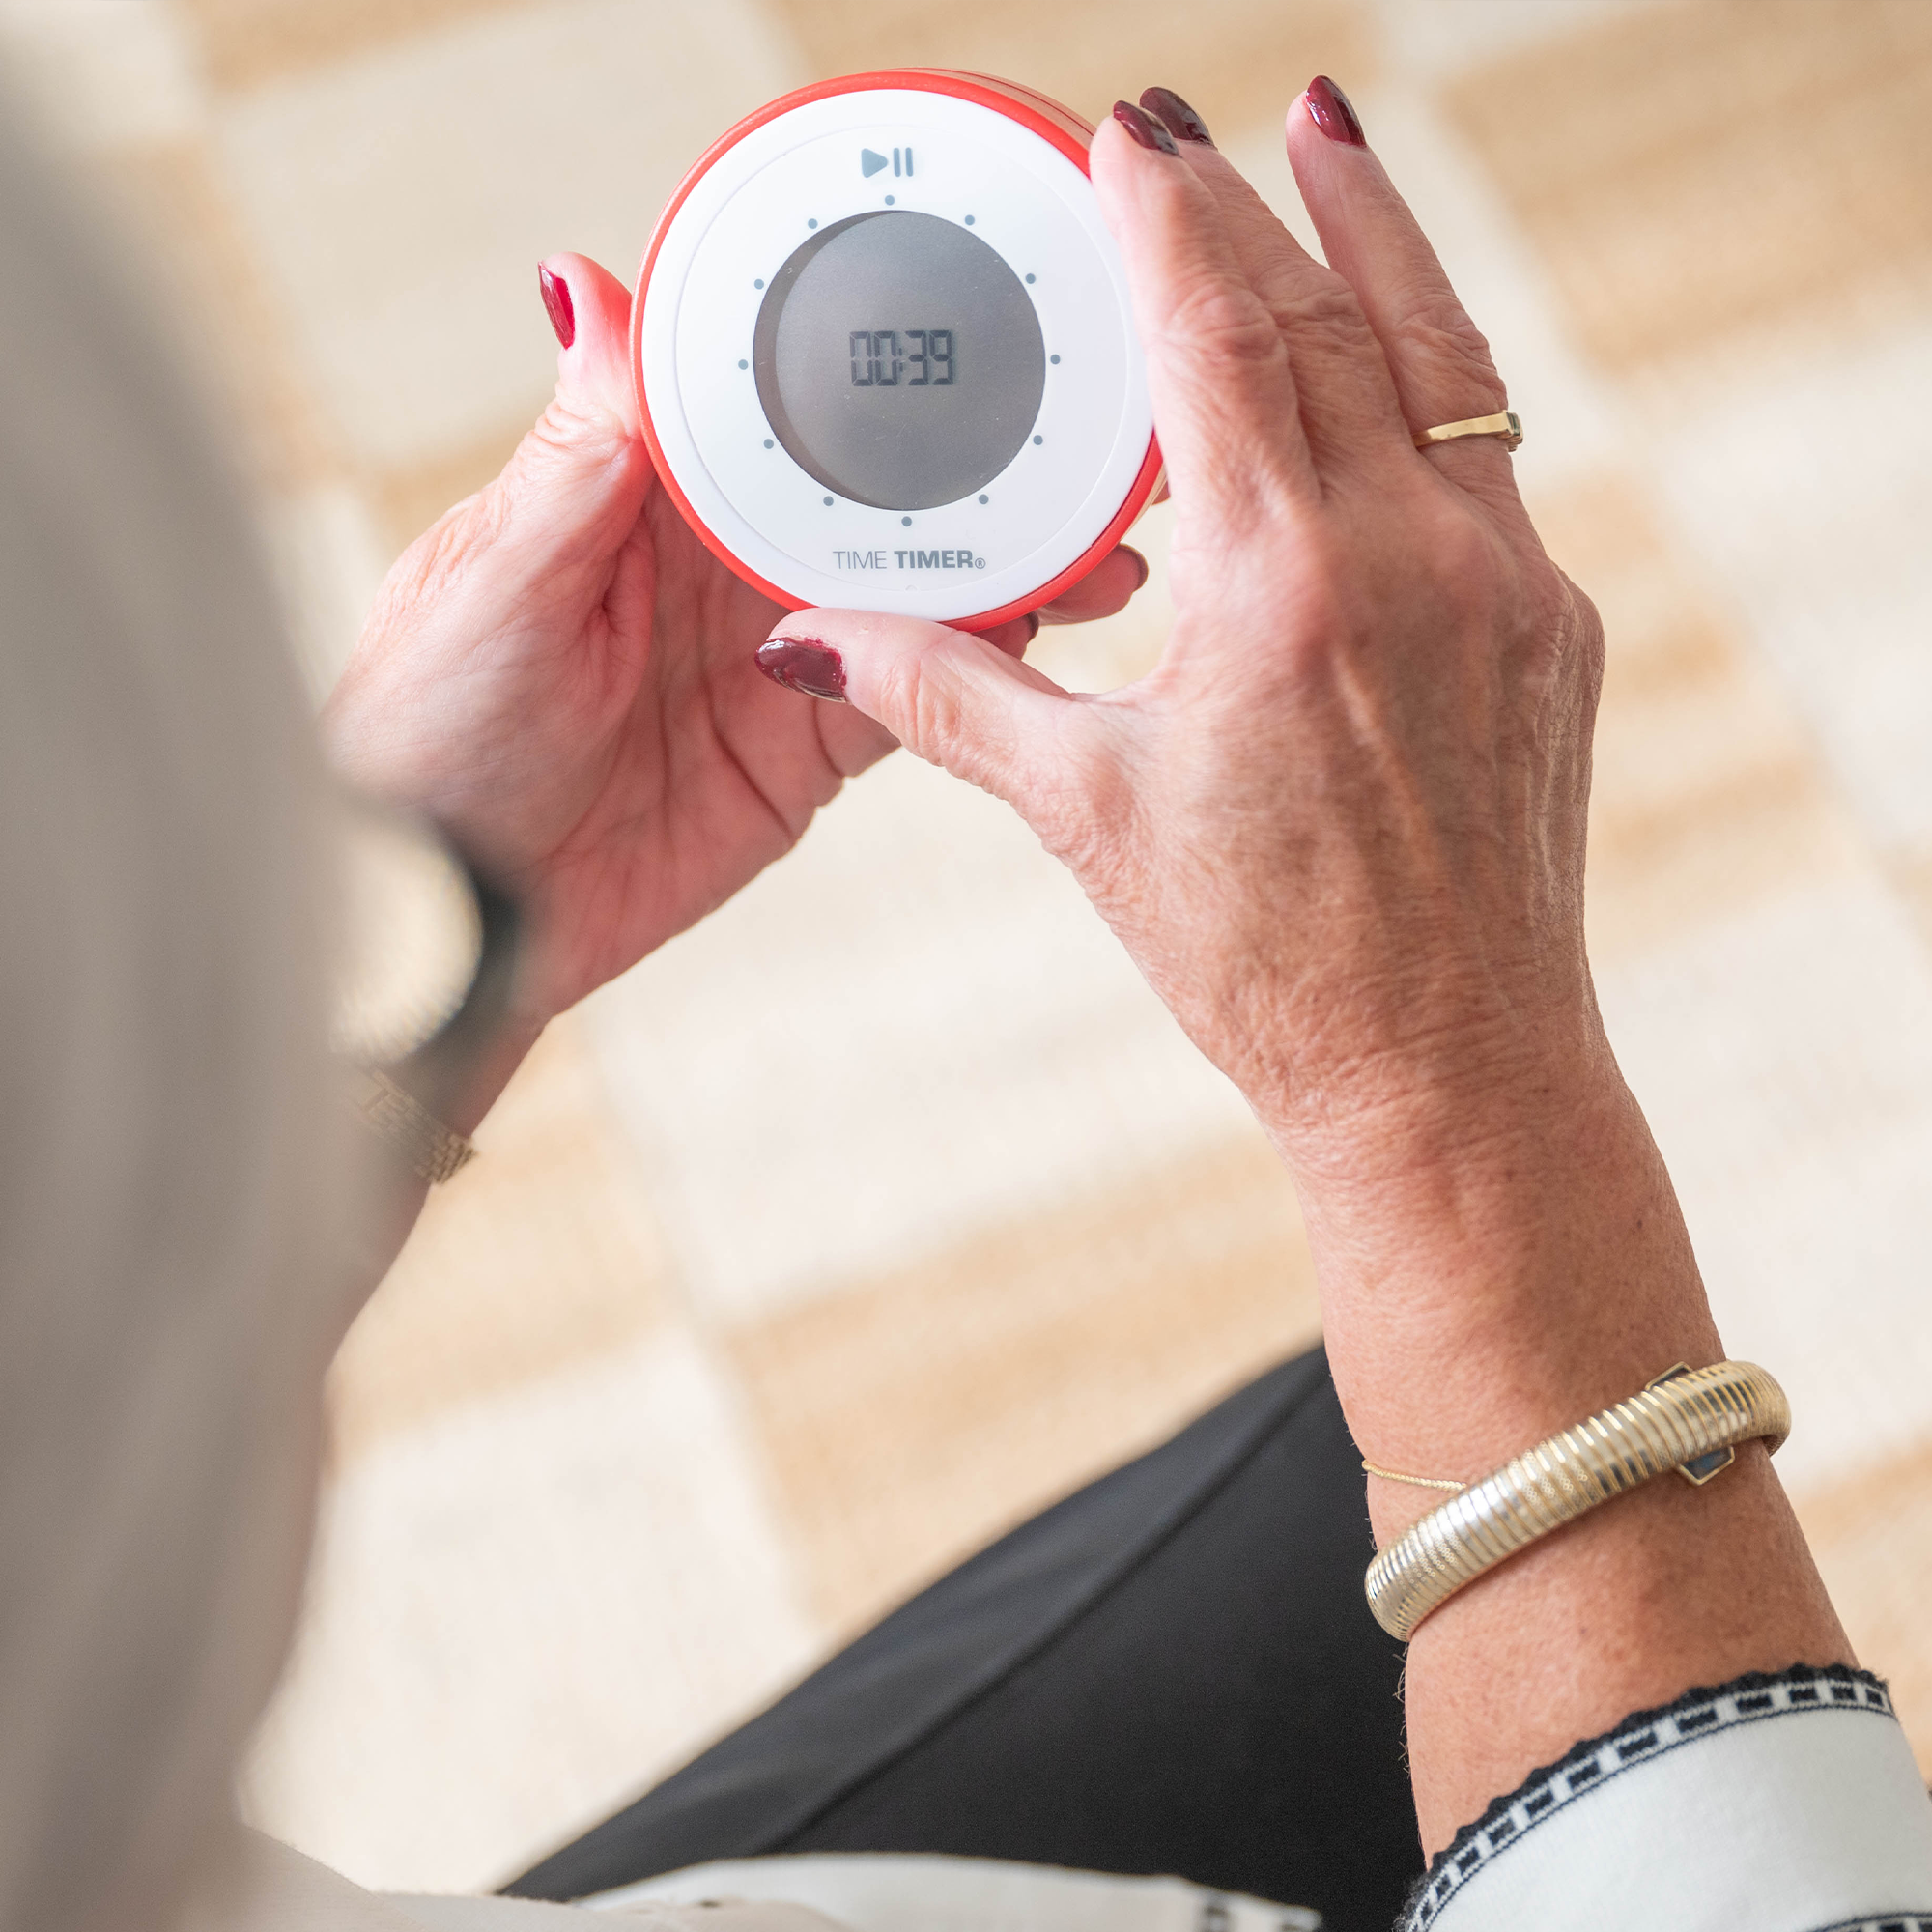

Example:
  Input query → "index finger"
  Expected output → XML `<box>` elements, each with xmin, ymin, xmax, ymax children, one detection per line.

<box><xmin>1091</xmin><ymin>106</ymin><xmax>1317</xmax><ymax>525</ymax></box>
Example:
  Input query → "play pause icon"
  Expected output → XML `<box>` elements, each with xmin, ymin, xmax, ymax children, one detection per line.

<box><xmin>860</xmin><ymin>147</ymin><xmax>914</xmax><ymax>178</ymax></box>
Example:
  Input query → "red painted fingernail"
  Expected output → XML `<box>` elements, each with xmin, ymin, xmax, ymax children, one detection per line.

<box><xmin>1112</xmin><ymin>99</ymin><xmax>1179</xmax><ymax>156</ymax></box>
<box><xmin>1141</xmin><ymin>87</ymin><xmax>1212</xmax><ymax>147</ymax></box>
<box><xmin>756</xmin><ymin>637</ymin><xmax>846</xmax><ymax>702</ymax></box>
<box><xmin>1305</xmin><ymin>76</ymin><xmax>1366</xmax><ymax>148</ymax></box>
<box><xmin>538</xmin><ymin>263</ymin><xmax>575</xmax><ymax>348</ymax></box>
<box><xmin>1122</xmin><ymin>545</ymin><xmax>1150</xmax><ymax>591</ymax></box>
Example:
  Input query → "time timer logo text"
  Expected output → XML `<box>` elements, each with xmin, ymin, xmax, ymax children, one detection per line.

<box><xmin>834</xmin><ymin>548</ymin><xmax>987</xmax><ymax>572</ymax></box>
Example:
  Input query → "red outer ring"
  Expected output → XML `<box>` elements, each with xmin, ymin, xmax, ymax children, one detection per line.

<box><xmin>631</xmin><ymin>70</ymin><xmax>1162</xmax><ymax>634</ymax></box>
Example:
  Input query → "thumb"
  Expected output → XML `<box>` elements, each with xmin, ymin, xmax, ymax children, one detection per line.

<box><xmin>759</xmin><ymin>609</ymin><xmax>1102</xmax><ymax>817</ymax></box>
<box><xmin>486</xmin><ymin>253</ymin><xmax>651</xmax><ymax>567</ymax></box>
<box><xmin>537</xmin><ymin>252</ymin><xmax>639</xmax><ymax>437</ymax></box>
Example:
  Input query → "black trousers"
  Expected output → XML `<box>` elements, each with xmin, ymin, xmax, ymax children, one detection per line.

<box><xmin>507</xmin><ymin>1346</ymin><xmax>1422</xmax><ymax>1932</ymax></box>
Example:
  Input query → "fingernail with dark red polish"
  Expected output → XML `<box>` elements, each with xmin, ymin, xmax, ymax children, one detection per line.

<box><xmin>1112</xmin><ymin>99</ymin><xmax>1179</xmax><ymax>156</ymax></box>
<box><xmin>538</xmin><ymin>263</ymin><xmax>575</xmax><ymax>348</ymax></box>
<box><xmin>1141</xmin><ymin>87</ymin><xmax>1212</xmax><ymax>147</ymax></box>
<box><xmin>756</xmin><ymin>637</ymin><xmax>846</xmax><ymax>702</ymax></box>
<box><xmin>1305</xmin><ymin>75</ymin><xmax>1366</xmax><ymax>148</ymax></box>
<box><xmin>1122</xmin><ymin>545</ymin><xmax>1150</xmax><ymax>592</ymax></box>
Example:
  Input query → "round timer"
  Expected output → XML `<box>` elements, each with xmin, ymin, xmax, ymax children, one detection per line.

<box><xmin>633</xmin><ymin>71</ymin><xmax>1160</xmax><ymax>631</ymax></box>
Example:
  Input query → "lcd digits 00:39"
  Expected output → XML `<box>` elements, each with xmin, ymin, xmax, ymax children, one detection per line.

<box><xmin>848</xmin><ymin>328</ymin><xmax>954</xmax><ymax>386</ymax></box>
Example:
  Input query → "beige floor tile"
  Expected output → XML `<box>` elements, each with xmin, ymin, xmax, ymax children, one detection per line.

<box><xmin>724</xmin><ymin>1130</ymin><xmax>1321</xmax><ymax>1638</ymax></box>
<box><xmin>1443</xmin><ymin>0</ymin><xmax>1932</xmax><ymax>375</ymax></box>
<box><xmin>1641</xmin><ymin>317</ymin><xmax>1932</xmax><ymax>864</ymax></box>
<box><xmin>1529</xmin><ymin>473</ymin><xmax>1869</xmax><ymax>962</ymax></box>
<box><xmin>585</xmin><ymin>732</ymin><xmax>1259</xmax><ymax>1325</ymax></box>
<box><xmin>0</xmin><ymin>0</ymin><xmax>204</xmax><ymax>151</ymax></box>
<box><xmin>366</xmin><ymin>423</ymin><xmax>527</xmax><ymax>565</ymax></box>
<box><xmin>327</xmin><ymin>1014</ymin><xmax>679</xmax><ymax>1463</ymax></box>
<box><xmin>95</xmin><ymin>136</ymin><xmax>344</xmax><ymax>491</ymax></box>
<box><xmin>179</xmin><ymin>0</ymin><xmax>534</xmax><ymax>94</ymax></box>
<box><xmin>579</xmin><ymin>495</ymin><xmax>1201</xmax><ymax>1332</ymax></box>
<box><xmin>249</xmin><ymin>1324</ymin><xmax>820</xmax><ymax>1894</ymax></box>
<box><xmin>761</xmin><ymin>0</ymin><xmax>1376</xmax><ymax>132</ymax></box>
<box><xmin>1374</xmin><ymin>0</ymin><xmax>1655</xmax><ymax>83</ymax></box>
<box><xmin>1894</xmin><ymin>847</ymin><xmax>1932</xmax><ymax>957</ymax></box>
<box><xmin>210</xmin><ymin>0</ymin><xmax>805</xmax><ymax>474</ymax></box>
<box><xmin>1586</xmin><ymin>749</ymin><xmax>1860</xmax><ymax>967</ymax></box>
<box><xmin>1596</xmin><ymin>873</ymin><xmax>1932</xmax><ymax>1492</ymax></box>
<box><xmin>1799</xmin><ymin>1445</ymin><xmax>1932</xmax><ymax>1776</ymax></box>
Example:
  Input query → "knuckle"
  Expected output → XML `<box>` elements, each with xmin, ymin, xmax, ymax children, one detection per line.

<box><xmin>1157</xmin><ymin>273</ymin><xmax>1286</xmax><ymax>377</ymax></box>
<box><xmin>909</xmin><ymin>678</ymin><xmax>974</xmax><ymax>772</ymax></box>
<box><xmin>1435</xmin><ymin>497</ymin><xmax>1501</xmax><ymax>578</ymax></box>
<box><xmin>1551</xmin><ymin>570</ymin><xmax>1606</xmax><ymax>695</ymax></box>
<box><xmin>529</xmin><ymin>390</ymin><xmax>626</xmax><ymax>462</ymax></box>
<box><xmin>875</xmin><ymin>641</ymin><xmax>1010</xmax><ymax>791</ymax></box>
<box><xmin>1391</xmin><ymin>287</ymin><xmax>1505</xmax><ymax>408</ymax></box>
<box><xmin>1430</xmin><ymin>510</ymin><xmax>1510</xmax><ymax>627</ymax></box>
<box><xmin>1268</xmin><ymin>270</ymin><xmax>1374</xmax><ymax>349</ymax></box>
<box><xmin>871</xmin><ymin>645</ymin><xmax>946</xmax><ymax>758</ymax></box>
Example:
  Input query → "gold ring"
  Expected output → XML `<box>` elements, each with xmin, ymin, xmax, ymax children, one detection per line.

<box><xmin>1413</xmin><ymin>410</ymin><xmax>1522</xmax><ymax>453</ymax></box>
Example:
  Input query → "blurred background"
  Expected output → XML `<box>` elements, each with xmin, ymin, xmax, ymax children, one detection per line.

<box><xmin>6</xmin><ymin>0</ymin><xmax>1932</xmax><ymax>1899</ymax></box>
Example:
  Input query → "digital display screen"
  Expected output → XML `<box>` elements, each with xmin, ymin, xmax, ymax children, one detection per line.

<box><xmin>753</xmin><ymin>211</ymin><xmax>1045</xmax><ymax>511</ymax></box>
<box><xmin>848</xmin><ymin>328</ymin><xmax>953</xmax><ymax>387</ymax></box>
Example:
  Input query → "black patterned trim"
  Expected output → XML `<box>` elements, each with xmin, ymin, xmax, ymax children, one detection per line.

<box><xmin>1399</xmin><ymin>1663</ymin><xmax>1895</xmax><ymax>1930</ymax></box>
<box><xmin>1804</xmin><ymin>1919</ymin><xmax>1932</xmax><ymax>1931</ymax></box>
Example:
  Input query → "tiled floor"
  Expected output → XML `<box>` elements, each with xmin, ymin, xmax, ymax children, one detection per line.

<box><xmin>10</xmin><ymin>0</ymin><xmax>1932</xmax><ymax>1898</ymax></box>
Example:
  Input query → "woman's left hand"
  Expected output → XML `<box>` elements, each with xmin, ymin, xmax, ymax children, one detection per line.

<box><xmin>324</xmin><ymin>251</ymin><xmax>1145</xmax><ymax>1040</ymax></box>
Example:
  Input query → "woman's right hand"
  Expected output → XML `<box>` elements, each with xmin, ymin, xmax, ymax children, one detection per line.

<box><xmin>762</xmin><ymin>86</ymin><xmax>1853</xmax><ymax>1853</ymax></box>
<box><xmin>760</xmin><ymin>86</ymin><xmax>1604</xmax><ymax>1173</ymax></box>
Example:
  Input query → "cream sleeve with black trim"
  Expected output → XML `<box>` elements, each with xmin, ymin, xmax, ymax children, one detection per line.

<box><xmin>1403</xmin><ymin>1664</ymin><xmax>1932</xmax><ymax>1932</ymax></box>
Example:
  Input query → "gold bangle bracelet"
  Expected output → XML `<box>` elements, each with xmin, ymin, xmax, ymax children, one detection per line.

<box><xmin>1363</xmin><ymin>1360</ymin><xmax>1789</xmax><ymax>1641</ymax></box>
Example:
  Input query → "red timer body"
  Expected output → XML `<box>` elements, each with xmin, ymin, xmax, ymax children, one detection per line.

<box><xmin>632</xmin><ymin>71</ymin><xmax>1160</xmax><ymax>631</ymax></box>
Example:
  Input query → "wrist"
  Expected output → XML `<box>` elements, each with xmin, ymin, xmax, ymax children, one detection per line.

<box><xmin>1265</xmin><ymin>1032</ymin><xmax>1725</xmax><ymax>1492</ymax></box>
<box><xmin>1254</xmin><ymin>996</ymin><xmax>1622</xmax><ymax>1243</ymax></box>
<box><xmin>1224</xmin><ymin>935</ymin><xmax>1605</xmax><ymax>1179</ymax></box>
<box><xmin>1271</xmin><ymin>1030</ymin><xmax>1855</xmax><ymax>1858</ymax></box>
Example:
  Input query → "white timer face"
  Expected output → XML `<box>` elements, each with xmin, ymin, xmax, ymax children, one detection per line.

<box><xmin>637</xmin><ymin>80</ymin><xmax>1157</xmax><ymax>627</ymax></box>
